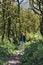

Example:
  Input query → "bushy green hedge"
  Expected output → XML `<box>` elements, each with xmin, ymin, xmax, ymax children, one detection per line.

<box><xmin>0</xmin><ymin>41</ymin><xmax>15</xmax><ymax>57</ymax></box>
<box><xmin>0</xmin><ymin>41</ymin><xmax>16</xmax><ymax>64</ymax></box>
<box><xmin>21</xmin><ymin>40</ymin><xmax>43</xmax><ymax>65</ymax></box>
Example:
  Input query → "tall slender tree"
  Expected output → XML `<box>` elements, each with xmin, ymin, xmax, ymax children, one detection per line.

<box><xmin>13</xmin><ymin>0</ymin><xmax>24</xmax><ymax>39</ymax></box>
<box><xmin>1</xmin><ymin>0</ymin><xmax>13</xmax><ymax>41</ymax></box>
<box><xmin>2</xmin><ymin>0</ymin><xmax>6</xmax><ymax>41</ymax></box>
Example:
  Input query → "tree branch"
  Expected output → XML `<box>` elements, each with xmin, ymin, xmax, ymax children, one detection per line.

<box><xmin>20</xmin><ymin>0</ymin><xmax>24</xmax><ymax>4</ymax></box>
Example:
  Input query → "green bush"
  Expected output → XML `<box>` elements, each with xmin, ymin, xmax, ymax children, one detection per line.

<box><xmin>0</xmin><ymin>41</ymin><xmax>15</xmax><ymax>58</ymax></box>
<box><xmin>21</xmin><ymin>40</ymin><xmax>43</xmax><ymax>65</ymax></box>
<box><xmin>0</xmin><ymin>60</ymin><xmax>3</xmax><ymax>65</ymax></box>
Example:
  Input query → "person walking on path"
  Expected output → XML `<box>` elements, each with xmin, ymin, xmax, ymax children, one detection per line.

<box><xmin>20</xmin><ymin>32</ymin><xmax>26</xmax><ymax>46</ymax></box>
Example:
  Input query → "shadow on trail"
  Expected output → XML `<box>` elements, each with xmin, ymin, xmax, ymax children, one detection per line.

<box><xmin>3</xmin><ymin>50</ymin><xmax>24</xmax><ymax>65</ymax></box>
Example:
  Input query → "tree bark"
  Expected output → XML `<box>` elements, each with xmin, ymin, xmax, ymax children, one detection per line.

<box><xmin>2</xmin><ymin>0</ymin><xmax>6</xmax><ymax>41</ymax></box>
<box><xmin>40</xmin><ymin>15</ymin><xmax>43</xmax><ymax>36</ymax></box>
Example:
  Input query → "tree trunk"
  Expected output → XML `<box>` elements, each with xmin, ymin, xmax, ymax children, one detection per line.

<box><xmin>2</xmin><ymin>0</ymin><xmax>6</xmax><ymax>41</ymax></box>
<box><xmin>40</xmin><ymin>15</ymin><xmax>43</xmax><ymax>36</ymax></box>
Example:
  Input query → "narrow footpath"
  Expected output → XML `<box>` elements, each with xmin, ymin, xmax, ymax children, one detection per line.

<box><xmin>3</xmin><ymin>50</ymin><xmax>24</xmax><ymax>65</ymax></box>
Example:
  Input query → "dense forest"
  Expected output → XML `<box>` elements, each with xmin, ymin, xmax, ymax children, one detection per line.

<box><xmin>0</xmin><ymin>0</ymin><xmax>43</xmax><ymax>65</ymax></box>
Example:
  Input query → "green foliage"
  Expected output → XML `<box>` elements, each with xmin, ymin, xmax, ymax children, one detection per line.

<box><xmin>0</xmin><ymin>59</ymin><xmax>3</xmax><ymax>65</ymax></box>
<box><xmin>0</xmin><ymin>41</ymin><xmax>15</xmax><ymax>58</ymax></box>
<box><xmin>0</xmin><ymin>38</ymin><xmax>20</xmax><ymax>64</ymax></box>
<box><xmin>0</xmin><ymin>1</ymin><xmax>40</xmax><ymax>41</ymax></box>
<box><xmin>21</xmin><ymin>40</ymin><xmax>43</xmax><ymax>65</ymax></box>
<box><xmin>0</xmin><ymin>1</ymin><xmax>42</xmax><ymax>65</ymax></box>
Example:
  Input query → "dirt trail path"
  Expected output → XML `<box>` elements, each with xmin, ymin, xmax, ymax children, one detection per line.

<box><xmin>3</xmin><ymin>50</ymin><xmax>24</xmax><ymax>65</ymax></box>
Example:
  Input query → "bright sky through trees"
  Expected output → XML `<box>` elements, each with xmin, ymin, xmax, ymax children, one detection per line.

<box><xmin>20</xmin><ymin>0</ymin><xmax>30</xmax><ymax>8</ymax></box>
<box><xmin>0</xmin><ymin>0</ymin><xmax>30</xmax><ymax>8</ymax></box>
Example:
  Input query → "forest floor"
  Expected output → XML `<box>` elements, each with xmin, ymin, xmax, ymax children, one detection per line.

<box><xmin>3</xmin><ymin>50</ymin><xmax>24</xmax><ymax>65</ymax></box>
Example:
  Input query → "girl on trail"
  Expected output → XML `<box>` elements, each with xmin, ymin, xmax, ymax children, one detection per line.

<box><xmin>20</xmin><ymin>32</ymin><xmax>26</xmax><ymax>46</ymax></box>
